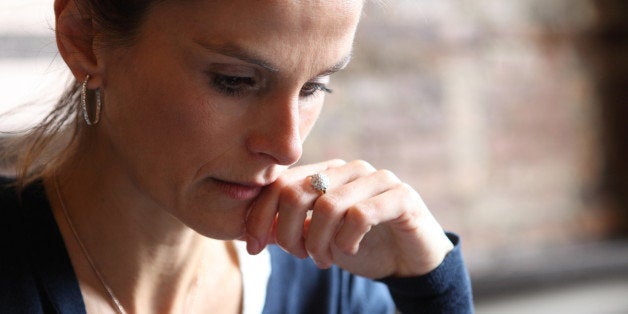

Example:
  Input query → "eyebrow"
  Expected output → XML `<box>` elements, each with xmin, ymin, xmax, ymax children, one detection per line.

<box><xmin>318</xmin><ymin>53</ymin><xmax>353</xmax><ymax>77</ymax></box>
<box><xmin>196</xmin><ymin>42</ymin><xmax>280</xmax><ymax>72</ymax></box>
<box><xmin>195</xmin><ymin>41</ymin><xmax>352</xmax><ymax>76</ymax></box>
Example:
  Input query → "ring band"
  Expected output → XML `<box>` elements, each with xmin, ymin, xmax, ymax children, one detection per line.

<box><xmin>310</xmin><ymin>173</ymin><xmax>330</xmax><ymax>194</ymax></box>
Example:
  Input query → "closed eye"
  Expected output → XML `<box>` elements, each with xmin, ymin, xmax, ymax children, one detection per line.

<box><xmin>300</xmin><ymin>82</ymin><xmax>333</xmax><ymax>98</ymax></box>
<box><xmin>211</xmin><ymin>74</ymin><xmax>257</xmax><ymax>97</ymax></box>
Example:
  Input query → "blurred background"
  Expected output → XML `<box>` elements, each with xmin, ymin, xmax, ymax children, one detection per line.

<box><xmin>1</xmin><ymin>1</ymin><xmax>627</xmax><ymax>313</ymax></box>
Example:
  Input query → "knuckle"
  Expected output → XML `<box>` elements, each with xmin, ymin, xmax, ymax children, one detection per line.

<box><xmin>397</xmin><ymin>182</ymin><xmax>413</xmax><ymax>193</ymax></box>
<box><xmin>396</xmin><ymin>183</ymin><xmax>422</xmax><ymax>208</ymax></box>
<box><xmin>346</xmin><ymin>204</ymin><xmax>374</xmax><ymax>231</ymax></box>
<box><xmin>278</xmin><ymin>186</ymin><xmax>306</xmax><ymax>208</ymax></box>
<box><xmin>377</xmin><ymin>169</ymin><xmax>400</xmax><ymax>184</ymax></box>
<box><xmin>335</xmin><ymin>237</ymin><xmax>357</xmax><ymax>256</ymax></box>
<box><xmin>398</xmin><ymin>182</ymin><xmax>419</xmax><ymax>199</ymax></box>
<box><xmin>313</xmin><ymin>196</ymin><xmax>341</xmax><ymax>219</ymax></box>
<box><xmin>328</xmin><ymin>159</ymin><xmax>347</xmax><ymax>167</ymax></box>
<box><xmin>350</xmin><ymin>159</ymin><xmax>376</xmax><ymax>173</ymax></box>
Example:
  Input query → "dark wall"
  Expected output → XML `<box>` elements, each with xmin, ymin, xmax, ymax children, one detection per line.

<box><xmin>581</xmin><ymin>0</ymin><xmax>628</xmax><ymax>235</ymax></box>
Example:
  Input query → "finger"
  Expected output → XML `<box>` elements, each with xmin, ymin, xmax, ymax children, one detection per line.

<box><xmin>322</xmin><ymin>160</ymin><xmax>377</xmax><ymax>186</ymax></box>
<box><xmin>274</xmin><ymin>180</ymin><xmax>312</xmax><ymax>258</ymax></box>
<box><xmin>334</xmin><ymin>183</ymin><xmax>417</xmax><ymax>256</ymax></box>
<box><xmin>306</xmin><ymin>168</ymin><xmax>399</xmax><ymax>267</ymax></box>
<box><xmin>245</xmin><ymin>186</ymin><xmax>282</xmax><ymax>255</ymax></box>
<box><xmin>245</xmin><ymin>159</ymin><xmax>345</xmax><ymax>255</ymax></box>
<box><xmin>273</xmin><ymin>159</ymin><xmax>351</xmax><ymax>257</ymax></box>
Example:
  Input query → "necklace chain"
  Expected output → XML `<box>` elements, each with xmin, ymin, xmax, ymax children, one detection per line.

<box><xmin>53</xmin><ymin>177</ymin><xmax>128</xmax><ymax>314</ymax></box>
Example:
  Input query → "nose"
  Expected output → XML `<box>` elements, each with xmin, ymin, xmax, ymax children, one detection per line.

<box><xmin>246</xmin><ymin>94</ymin><xmax>303</xmax><ymax>166</ymax></box>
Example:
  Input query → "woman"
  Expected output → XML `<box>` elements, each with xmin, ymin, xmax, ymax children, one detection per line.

<box><xmin>0</xmin><ymin>0</ymin><xmax>473</xmax><ymax>313</ymax></box>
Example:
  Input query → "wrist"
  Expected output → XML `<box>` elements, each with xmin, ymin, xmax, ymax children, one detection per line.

<box><xmin>393</xmin><ymin>232</ymin><xmax>454</xmax><ymax>277</ymax></box>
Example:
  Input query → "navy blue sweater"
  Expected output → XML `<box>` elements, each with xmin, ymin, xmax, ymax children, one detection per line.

<box><xmin>0</xmin><ymin>178</ymin><xmax>473</xmax><ymax>313</ymax></box>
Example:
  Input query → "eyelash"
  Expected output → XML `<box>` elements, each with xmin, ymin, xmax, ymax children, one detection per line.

<box><xmin>211</xmin><ymin>74</ymin><xmax>255</xmax><ymax>97</ymax></box>
<box><xmin>210</xmin><ymin>74</ymin><xmax>332</xmax><ymax>99</ymax></box>
<box><xmin>300</xmin><ymin>82</ymin><xmax>333</xmax><ymax>98</ymax></box>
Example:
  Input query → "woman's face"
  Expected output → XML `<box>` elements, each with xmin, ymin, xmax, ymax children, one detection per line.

<box><xmin>95</xmin><ymin>1</ymin><xmax>363</xmax><ymax>239</ymax></box>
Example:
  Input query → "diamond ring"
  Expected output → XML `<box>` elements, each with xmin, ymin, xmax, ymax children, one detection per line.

<box><xmin>310</xmin><ymin>173</ymin><xmax>330</xmax><ymax>194</ymax></box>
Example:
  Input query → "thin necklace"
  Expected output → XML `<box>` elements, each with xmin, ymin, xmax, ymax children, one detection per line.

<box><xmin>53</xmin><ymin>177</ymin><xmax>127</xmax><ymax>314</ymax></box>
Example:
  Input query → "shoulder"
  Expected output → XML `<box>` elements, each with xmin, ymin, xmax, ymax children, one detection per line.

<box><xmin>0</xmin><ymin>177</ymin><xmax>44</xmax><ymax>311</ymax></box>
<box><xmin>0</xmin><ymin>177</ymin><xmax>48</xmax><ymax>219</ymax></box>
<box><xmin>0</xmin><ymin>177</ymin><xmax>49</xmax><ymax>246</ymax></box>
<box><xmin>0</xmin><ymin>177</ymin><xmax>85</xmax><ymax>313</ymax></box>
<box><xmin>264</xmin><ymin>245</ymin><xmax>394</xmax><ymax>314</ymax></box>
<box><xmin>0</xmin><ymin>176</ymin><xmax>25</xmax><ymax>247</ymax></box>
<box><xmin>0</xmin><ymin>176</ymin><xmax>19</xmax><ymax>211</ymax></box>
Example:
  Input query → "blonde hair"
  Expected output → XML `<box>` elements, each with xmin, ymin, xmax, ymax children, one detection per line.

<box><xmin>1</xmin><ymin>81</ymin><xmax>84</xmax><ymax>190</ymax></box>
<box><xmin>1</xmin><ymin>0</ymin><xmax>160</xmax><ymax>190</ymax></box>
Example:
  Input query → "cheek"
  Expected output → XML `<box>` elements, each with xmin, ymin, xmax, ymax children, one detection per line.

<box><xmin>134</xmin><ymin>91</ymin><xmax>237</xmax><ymax>167</ymax></box>
<box><xmin>299</xmin><ymin>100</ymin><xmax>325</xmax><ymax>141</ymax></box>
<box><xmin>114</xmin><ymin>84</ymin><xmax>199</xmax><ymax>143</ymax></box>
<box><xmin>103</xmin><ymin>68</ymin><xmax>229</xmax><ymax>174</ymax></box>
<box><xmin>103</xmin><ymin>47</ymin><xmax>212</xmax><ymax>140</ymax></box>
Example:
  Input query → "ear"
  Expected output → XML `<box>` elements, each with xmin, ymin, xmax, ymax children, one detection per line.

<box><xmin>54</xmin><ymin>0</ymin><xmax>103</xmax><ymax>88</ymax></box>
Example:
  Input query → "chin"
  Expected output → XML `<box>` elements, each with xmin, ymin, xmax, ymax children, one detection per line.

<box><xmin>178</xmin><ymin>196</ymin><xmax>252</xmax><ymax>240</ymax></box>
<box><xmin>188</xmin><ymin>219</ymin><xmax>247</xmax><ymax>241</ymax></box>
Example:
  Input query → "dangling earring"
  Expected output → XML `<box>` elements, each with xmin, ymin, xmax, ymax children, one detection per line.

<box><xmin>81</xmin><ymin>74</ymin><xmax>102</xmax><ymax>126</ymax></box>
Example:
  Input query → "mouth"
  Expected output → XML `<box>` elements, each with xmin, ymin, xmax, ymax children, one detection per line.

<box><xmin>211</xmin><ymin>178</ymin><xmax>264</xmax><ymax>200</ymax></box>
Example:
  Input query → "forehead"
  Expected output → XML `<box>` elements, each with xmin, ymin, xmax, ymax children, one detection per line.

<box><xmin>157</xmin><ymin>1</ymin><xmax>362</xmax><ymax>38</ymax></box>
<box><xmin>142</xmin><ymin>1</ymin><xmax>363</xmax><ymax>70</ymax></box>
<box><xmin>215</xmin><ymin>1</ymin><xmax>363</xmax><ymax>32</ymax></box>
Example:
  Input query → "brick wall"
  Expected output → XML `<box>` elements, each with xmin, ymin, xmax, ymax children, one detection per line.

<box><xmin>301</xmin><ymin>0</ymin><xmax>609</xmax><ymax>274</ymax></box>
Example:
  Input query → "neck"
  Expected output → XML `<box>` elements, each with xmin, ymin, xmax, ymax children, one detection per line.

<box><xmin>45</xmin><ymin>152</ymin><xmax>240</xmax><ymax>313</ymax></box>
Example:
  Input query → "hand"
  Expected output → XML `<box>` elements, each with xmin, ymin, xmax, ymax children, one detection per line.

<box><xmin>245</xmin><ymin>159</ymin><xmax>454</xmax><ymax>279</ymax></box>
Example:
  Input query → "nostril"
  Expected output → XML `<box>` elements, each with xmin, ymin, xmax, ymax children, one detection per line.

<box><xmin>277</xmin><ymin>139</ymin><xmax>302</xmax><ymax>165</ymax></box>
<box><xmin>246</xmin><ymin>130</ymin><xmax>302</xmax><ymax>166</ymax></box>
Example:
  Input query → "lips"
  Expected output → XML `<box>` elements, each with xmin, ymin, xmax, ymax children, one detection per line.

<box><xmin>212</xmin><ymin>178</ymin><xmax>263</xmax><ymax>200</ymax></box>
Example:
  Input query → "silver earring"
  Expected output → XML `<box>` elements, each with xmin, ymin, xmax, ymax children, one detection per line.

<box><xmin>81</xmin><ymin>74</ymin><xmax>101</xmax><ymax>126</ymax></box>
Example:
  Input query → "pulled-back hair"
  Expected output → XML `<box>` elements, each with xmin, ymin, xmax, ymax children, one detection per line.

<box><xmin>0</xmin><ymin>0</ymin><xmax>161</xmax><ymax>190</ymax></box>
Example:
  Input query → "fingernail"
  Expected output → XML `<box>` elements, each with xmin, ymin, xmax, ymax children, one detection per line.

<box><xmin>313</xmin><ymin>259</ymin><xmax>331</xmax><ymax>269</ymax></box>
<box><xmin>247</xmin><ymin>237</ymin><xmax>261</xmax><ymax>255</ymax></box>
